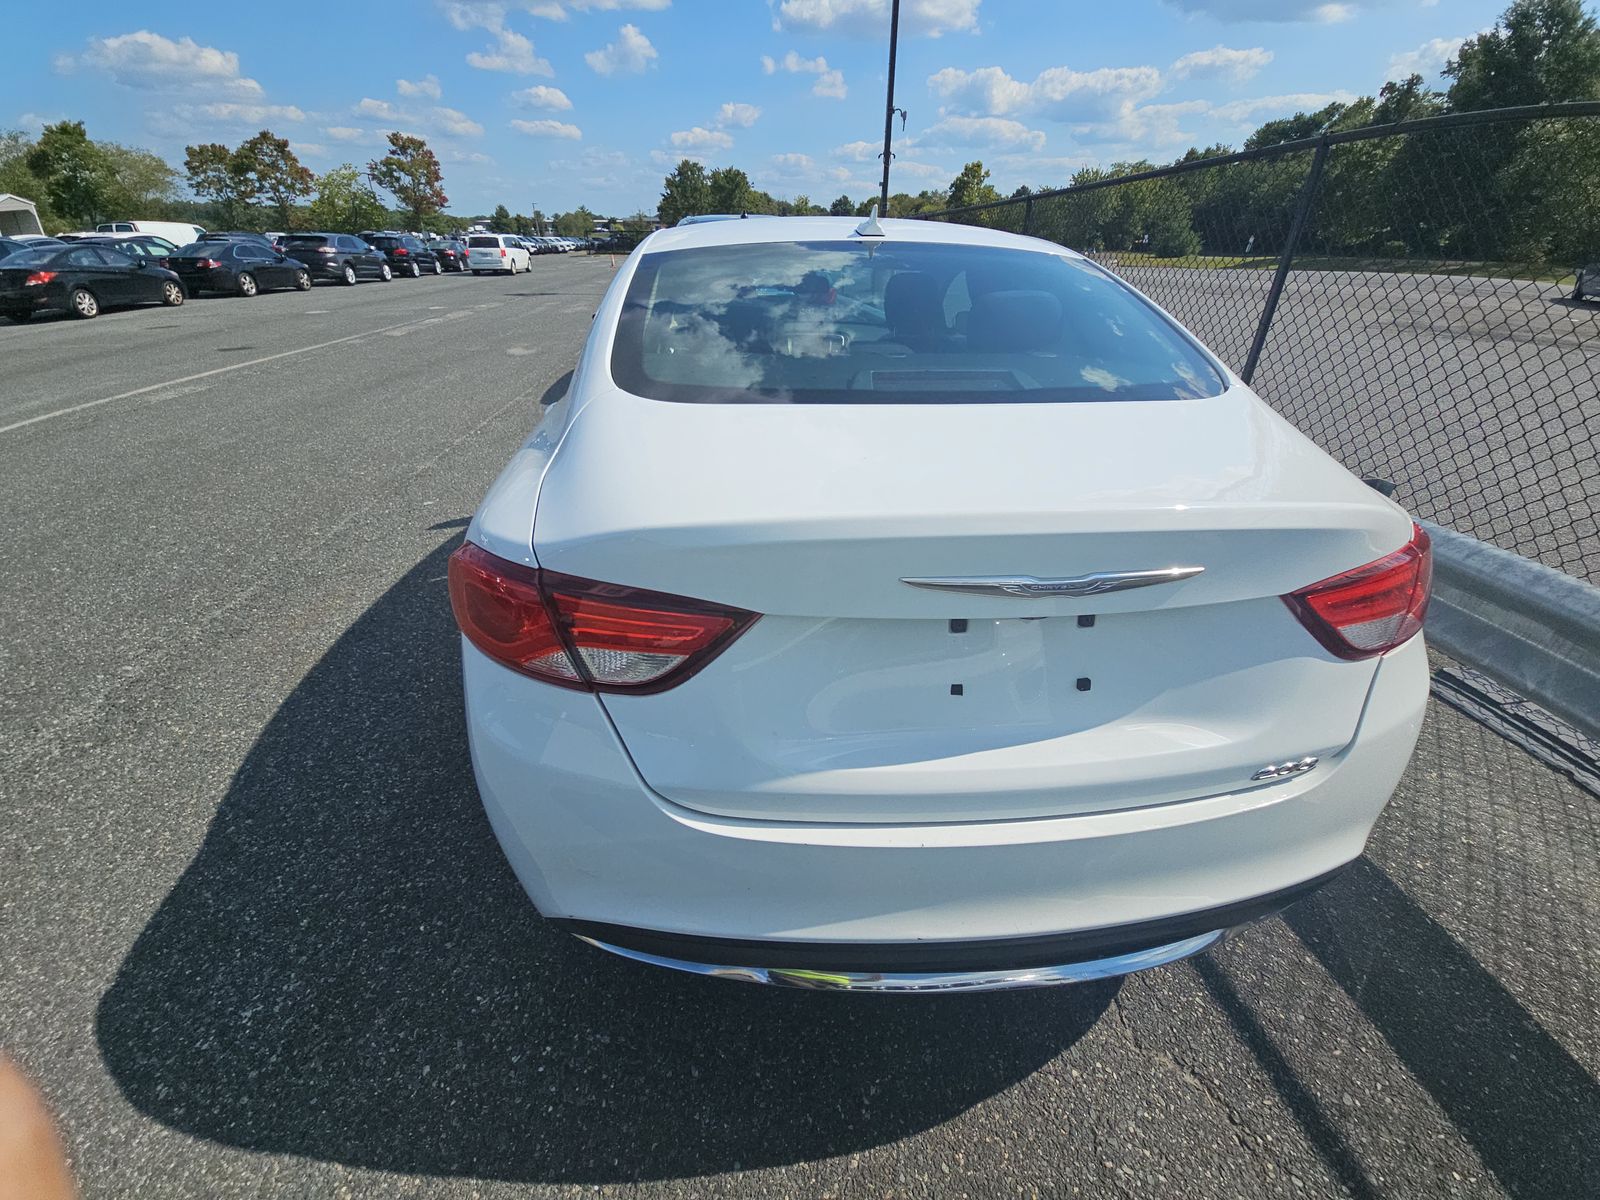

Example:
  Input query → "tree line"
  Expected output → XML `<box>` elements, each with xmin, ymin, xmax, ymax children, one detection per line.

<box><xmin>0</xmin><ymin>121</ymin><xmax>617</xmax><ymax>238</ymax></box>
<box><xmin>655</xmin><ymin>0</ymin><xmax>1600</xmax><ymax>268</ymax></box>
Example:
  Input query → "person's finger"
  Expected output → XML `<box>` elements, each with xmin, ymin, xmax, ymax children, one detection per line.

<box><xmin>0</xmin><ymin>1055</ymin><xmax>76</xmax><ymax>1200</ymax></box>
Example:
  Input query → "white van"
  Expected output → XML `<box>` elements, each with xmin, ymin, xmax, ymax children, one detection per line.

<box><xmin>466</xmin><ymin>233</ymin><xmax>531</xmax><ymax>275</ymax></box>
<box><xmin>96</xmin><ymin>220</ymin><xmax>207</xmax><ymax>246</ymax></box>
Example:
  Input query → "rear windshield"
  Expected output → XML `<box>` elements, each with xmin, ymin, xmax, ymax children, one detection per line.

<box><xmin>612</xmin><ymin>240</ymin><xmax>1226</xmax><ymax>405</ymax></box>
<box><xmin>467</xmin><ymin>236</ymin><xmax>500</xmax><ymax>248</ymax></box>
<box><xmin>0</xmin><ymin>248</ymin><xmax>61</xmax><ymax>267</ymax></box>
<box><xmin>285</xmin><ymin>235</ymin><xmax>328</xmax><ymax>246</ymax></box>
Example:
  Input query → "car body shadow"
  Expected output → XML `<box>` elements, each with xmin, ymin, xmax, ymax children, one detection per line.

<box><xmin>96</xmin><ymin>537</ymin><xmax>1114</xmax><ymax>1184</ymax></box>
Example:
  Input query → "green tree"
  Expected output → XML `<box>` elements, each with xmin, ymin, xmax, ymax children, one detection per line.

<box><xmin>555</xmin><ymin>205</ymin><xmax>596</xmax><ymax>236</ymax></box>
<box><xmin>828</xmin><ymin>194</ymin><xmax>855</xmax><ymax>216</ymax></box>
<box><xmin>184</xmin><ymin>141</ymin><xmax>257</xmax><ymax>228</ymax></box>
<box><xmin>307</xmin><ymin>164</ymin><xmax>387</xmax><ymax>233</ymax></box>
<box><xmin>707</xmin><ymin>166</ymin><xmax>755</xmax><ymax>213</ymax></box>
<box><xmin>368</xmin><ymin>132</ymin><xmax>447</xmax><ymax>227</ymax></box>
<box><xmin>1446</xmin><ymin>0</ymin><xmax>1600</xmax><ymax>111</ymax></box>
<box><xmin>490</xmin><ymin>203</ymin><xmax>513</xmax><ymax>230</ymax></box>
<box><xmin>233</xmin><ymin>130</ymin><xmax>313</xmax><ymax>230</ymax></box>
<box><xmin>1497</xmin><ymin>115</ymin><xmax>1600</xmax><ymax>264</ymax></box>
<box><xmin>26</xmin><ymin>121</ymin><xmax>112</xmax><ymax>227</ymax></box>
<box><xmin>1373</xmin><ymin>75</ymin><xmax>1445</xmax><ymax>124</ymax></box>
<box><xmin>657</xmin><ymin>159</ymin><xmax>710</xmax><ymax>224</ymax></box>
<box><xmin>947</xmin><ymin>161</ymin><xmax>1000</xmax><ymax>210</ymax></box>
<box><xmin>1244</xmin><ymin>102</ymin><xmax>1349</xmax><ymax>150</ymax></box>
<box><xmin>0</xmin><ymin>130</ymin><xmax>57</xmax><ymax>230</ymax></box>
<box><xmin>98</xmin><ymin>143</ymin><xmax>179</xmax><ymax>220</ymax></box>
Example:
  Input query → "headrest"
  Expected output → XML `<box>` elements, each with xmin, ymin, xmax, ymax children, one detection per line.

<box><xmin>967</xmin><ymin>290</ymin><xmax>1062</xmax><ymax>353</ymax></box>
<box><xmin>883</xmin><ymin>271</ymin><xmax>944</xmax><ymax>337</ymax></box>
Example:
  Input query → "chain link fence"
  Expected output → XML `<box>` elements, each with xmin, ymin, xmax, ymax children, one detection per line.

<box><xmin>916</xmin><ymin>103</ymin><xmax>1600</xmax><ymax>585</ymax></box>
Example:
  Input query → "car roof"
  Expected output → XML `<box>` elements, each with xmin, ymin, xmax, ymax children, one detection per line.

<box><xmin>639</xmin><ymin>215</ymin><xmax>1083</xmax><ymax>258</ymax></box>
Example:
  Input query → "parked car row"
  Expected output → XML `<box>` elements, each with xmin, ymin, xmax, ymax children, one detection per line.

<box><xmin>0</xmin><ymin>228</ymin><xmax>563</xmax><ymax>323</ymax></box>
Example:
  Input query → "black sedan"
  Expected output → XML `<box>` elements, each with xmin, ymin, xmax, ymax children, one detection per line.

<box><xmin>431</xmin><ymin>238</ymin><xmax>468</xmax><ymax>271</ymax></box>
<box><xmin>166</xmin><ymin>241</ymin><xmax>312</xmax><ymax>297</ymax></box>
<box><xmin>0</xmin><ymin>244</ymin><xmax>185</xmax><ymax>321</ymax></box>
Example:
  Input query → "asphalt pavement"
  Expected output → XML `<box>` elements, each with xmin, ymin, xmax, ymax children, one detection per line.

<box><xmin>2</xmin><ymin>254</ymin><xmax>1597</xmax><ymax>1199</ymax></box>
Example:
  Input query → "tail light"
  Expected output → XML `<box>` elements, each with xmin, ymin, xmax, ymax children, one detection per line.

<box><xmin>318</xmin><ymin>246</ymin><xmax>335</xmax><ymax>255</ymax></box>
<box><xmin>199</xmin><ymin>259</ymin><xmax>222</xmax><ymax>269</ymax></box>
<box><xmin>23</xmin><ymin>271</ymin><xmax>57</xmax><ymax>286</ymax></box>
<box><xmin>395</xmin><ymin>247</ymin><xmax>408</xmax><ymax>255</ymax></box>
<box><xmin>448</xmin><ymin>542</ymin><xmax>757</xmax><ymax>693</ymax></box>
<box><xmin>499</xmin><ymin>248</ymin><xmax>506</xmax><ymax>258</ymax></box>
<box><xmin>1283</xmin><ymin>524</ymin><xmax>1431</xmax><ymax>660</ymax></box>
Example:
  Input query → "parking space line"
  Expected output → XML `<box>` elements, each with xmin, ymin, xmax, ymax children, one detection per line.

<box><xmin>0</xmin><ymin>313</ymin><xmax>449</xmax><ymax>437</ymax></box>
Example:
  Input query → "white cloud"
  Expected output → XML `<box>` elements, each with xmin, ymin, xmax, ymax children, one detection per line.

<box><xmin>928</xmin><ymin>63</ymin><xmax>1163</xmax><ymax>122</ymax></box>
<box><xmin>198</xmin><ymin>102</ymin><xmax>307</xmax><ymax>123</ymax></box>
<box><xmin>717</xmin><ymin>102</ymin><xmax>762</xmax><ymax>128</ymax></box>
<box><xmin>1111</xmin><ymin>99</ymin><xmax>1211</xmax><ymax>145</ymax></box>
<box><xmin>670</xmin><ymin>126</ymin><xmax>734</xmax><ymax>150</ymax></box>
<box><xmin>1161</xmin><ymin>0</ymin><xmax>1362</xmax><ymax>19</ymax></box>
<box><xmin>1386</xmin><ymin>34</ymin><xmax>1469</xmax><ymax>81</ymax></box>
<box><xmin>513</xmin><ymin>84</ymin><xmax>573</xmax><ymax>109</ymax></box>
<box><xmin>651</xmin><ymin>147</ymin><xmax>705</xmax><ymax>166</ymax></box>
<box><xmin>468</xmin><ymin>27</ymin><xmax>553</xmax><ymax>74</ymax></box>
<box><xmin>442</xmin><ymin>1</ymin><xmax>507</xmax><ymax>30</ymax></box>
<box><xmin>776</xmin><ymin>0</ymin><xmax>980</xmax><ymax>37</ymax></box>
<box><xmin>1209</xmin><ymin>90</ymin><xmax>1359</xmax><ymax>123</ymax></box>
<box><xmin>585</xmin><ymin>23</ymin><xmax>657</xmax><ymax>75</ymax></box>
<box><xmin>1170</xmin><ymin>45</ymin><xmax>1272</xmax><ymax>83</ymax></box>
<box><xmin>397</xmin><ymin>73</ymin><xmax>443</xmax><ymax>99</ymax></box>
<box><xmin>833</xmin><ymin>139</ymin><xmax>879</xmax><ymax>161</ymax></box>
<box><xmin>511</xmin><ymin>117</ymin><xmax>582</xmax><ymax>138</ymax></box>
<box><xmin>432</xmin><ymin>106</ymin><xmax>485</xmax><ymax>136</ymax></box>
<box><xmin>324</xmin><ymin>126</ymin><xmax>367</xmax><ymax>141</ymax></box>
<box><xmin>771</xmin><ymin>152</ymin><xmax>815</xmax><ymax>169</ymax></box>
<box><xmin>356</xmin><ymin>97</ymin><xmax>402</xmax><ymax>120</ymax></box>
<box><xmin>524</xmin><ymin>0</ymin><xmax>671</xmax><ymax>16</ymax></box>
<box><xmin>922</xmin><ymin>115</ymin><xmax>1046</xmax><ymax>151</ymax></box>
<box><xmin>763</xmin><ymin>50</ymin><xmax>847</xmax><ymax>99</ymax></box>
<box><xmin>290</xmin><ymin>142</ymin><xmax>327</xmax><ymax>157</ymax></box>
<box><xmin>893</xmin><ymin>160</ymin><xmax>948</xmax><ymax>180</ymax></box>
<box><xmin>60</xmin><ymin>31</ymin><xmax>262</xmax><ymax>95</ymax></box>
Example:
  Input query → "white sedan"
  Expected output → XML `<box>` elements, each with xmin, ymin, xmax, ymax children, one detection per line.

<box><xmin>450</xmin><ymin>214</ymin><xmax>1431</xmax><ymax>992</ymax></box>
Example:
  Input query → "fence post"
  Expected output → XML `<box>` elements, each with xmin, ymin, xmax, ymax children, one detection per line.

<box><xmin>1240</xmin><ymin>135</ymin><xmax>1330</xmax><ymax>385</ymax></box>
<box><xmin>1022</xmin><ymin>195</ymin><xmax>1035</xmax><ymax>236</ymax></box>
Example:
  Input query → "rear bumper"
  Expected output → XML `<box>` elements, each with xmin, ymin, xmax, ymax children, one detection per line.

<box><xmin>557</xmin><ymin>866</ymin><xmax>1340</xmax><ymax>989</ymax></box>
<box><xmin>463</xmin><ymin>634</ymin><xmax>1428</xmax><ymax>958</ymax></box>
<box><xmin>0</xmin><ymin>286</ymin><xmax>62</xmax><ymax>314</ymax></box>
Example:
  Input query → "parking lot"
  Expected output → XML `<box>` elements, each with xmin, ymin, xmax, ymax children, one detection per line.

<box><xmin>2</xmin><ymin>254</ymin><xmax>1598</xmax><ymax>1198</ymax></box>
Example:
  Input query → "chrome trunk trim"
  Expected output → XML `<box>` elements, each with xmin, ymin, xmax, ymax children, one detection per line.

<box><xmin>900</xmin><ymin>566</ymin><xmax>1204</xmax><ymax>599</ymax></box>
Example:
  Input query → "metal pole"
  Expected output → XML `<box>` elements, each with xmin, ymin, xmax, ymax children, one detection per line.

<box><xmin>878</xmin><ymin>0</ymin><xmax>901</xmax><ymax>215</ymax></box>
<box><xmin>1241</xmin><ymin>136</ymin><xmax>1329</xmax><ymax>385</ymax></box>
<box><xmin>1022</xmin><ymin>194</ymin><xmax>1036</xmax><ymax>236</ymax></box>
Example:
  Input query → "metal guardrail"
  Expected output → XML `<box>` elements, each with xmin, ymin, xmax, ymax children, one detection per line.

<box><xmin>1424</xmin><ymin>522</ymin><xmax>1600</xmax><ymax>742</ymax></box>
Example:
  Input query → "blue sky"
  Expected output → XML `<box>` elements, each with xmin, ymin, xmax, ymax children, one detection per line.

<box><xmin>4</xmin><ymin>0</ymin><xmax>1506</xmax><ymax>217</ymax></box>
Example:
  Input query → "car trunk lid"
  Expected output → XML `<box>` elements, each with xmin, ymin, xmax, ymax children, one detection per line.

<box><xmin>531</xmin><ymin>385</ymin><xmax>1412</xmax><ymax>824</ymax></box>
